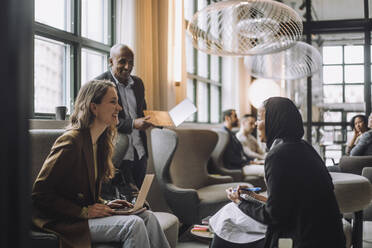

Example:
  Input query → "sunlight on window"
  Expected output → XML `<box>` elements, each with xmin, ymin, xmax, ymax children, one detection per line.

<box><xmin>197</xmin><ymin>82</ymin><xmax>208</xmax><ymax>122</ymax></box>
<box><xmin>323</xmin><ymin>66</ymin><xmax>343</xmax><ymax>84</ymax></box>
<box><xmin>323</xmin><ymin>111</ymin><xmax>342</xmax><ymax>122</ymax></box>
<box><xmin>345</xmin><ymin>65</ymin><xmax>364</xmax><ymax>83</ymax></box>
<box><xmin>35</xmin><ymin>0</ymin><xmax>71</xmax><ymax>31</ymax></box>
<box><xmin>81</xmin><ymin>48</ymin><xmax>107</xmax><ymax>85</ymax></box>
<box><xmin>34</xmin><ymin>36</ymin><xmax>70</xmax><ymax>114</ymax></box>
<box><xmin>81</xmin><ymin>0</ymin><xmax>109</xmax><ymax>43</ymax></box>
<box><xmin>323</xmin><ymin>85</ymin><xmax>342</xmax><ymax>103</ymax></box>
<box><xmin>345</xmin><ymin>85</ymin><xmax>364</xmax><ymax>103</ymax></box>
<box><xmin>345</xmin><ymin>45</ymin><xmax>364</xmax><ymax>63</ymax></box>
<box><xmin>186</xmin><ymin>79</ymin><xmax>196</xmax><ymax>121</ymax></box>
<box><xmin>210</xmin><ymin>85</ymin><xmax>220</xmax><ymax>123</ymax></box>
<box><xmin>323</xmin><ymin>46</ymin><xmax>342</xmax><ymax>64</ymax></box>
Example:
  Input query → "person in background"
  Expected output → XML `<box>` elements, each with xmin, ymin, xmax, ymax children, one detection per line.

<box><xmin>222</xmin><ymin>109</ymin><xmax>264</xmax><ymax>177</ymax></box>
<box><xmin>350</xmin><ymin>113</ymin><xmax>372</xmax><ymax>156</ymax></box>
<box><xmin>211</xmin><ymin>97</ymin><xmax>345</xmax><ymax>248</ymax></box>
<box><xmin>32</xmin><ymin>80</ymin><xmax>170</xmax><ymax>248</ymax></box>
<box><xmin>96</xmin><ymin>44</ymin><xmax>151</xmax><ymax>189</ymax></box>
<box><xmin>236</xmin><ymin>114</ymin><xmax>266</xmax><ymax>161</ymax></box>
<box><xmin>346</xmin><ymin>114</ymin><xmax>369</xmax><ymax>155</ymax></box>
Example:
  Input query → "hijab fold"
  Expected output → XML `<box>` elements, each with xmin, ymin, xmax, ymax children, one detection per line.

<box><xmin>264</xmin><ymin>97</ymin><xmax>304</xmax><ymax>149</ymax></box>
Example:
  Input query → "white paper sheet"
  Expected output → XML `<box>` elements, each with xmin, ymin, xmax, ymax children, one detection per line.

<box><xmin>169</xmin><ymin>98</ymin><xmax>197</xmax><ymax>127</ymax></box>
<box><xmin>209</xmin><ymin>202</ymin><xmax>266</xmax><ymax>244</ymax></box>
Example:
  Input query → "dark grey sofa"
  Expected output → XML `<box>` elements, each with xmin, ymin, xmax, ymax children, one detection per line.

<box><xmin>30</xmin><ymin>129</ymin><xmax>179</xmax><ymax>248</ymax></box>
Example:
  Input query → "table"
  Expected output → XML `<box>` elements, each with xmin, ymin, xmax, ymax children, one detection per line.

<box><xmin>330</xmin><ymin>172</ymin><xmax>372</xmax><ymax>248</ymax></box>
<box><xmin>187</xmin><ymin>225</ymin><xmax>214</xmax><ymax>244</ymax></box>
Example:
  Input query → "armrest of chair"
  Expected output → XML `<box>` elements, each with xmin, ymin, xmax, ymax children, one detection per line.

<box><xmin>362</xmin><ymin>167</ymin><xmax>372</xmax><ymax>221</ymax></box>
<box><xmin>163</xmin><ymin>183</ymin><xmax>201</xmax><ymax>225</ymax></box>
<box><xmin>362</xmin><ymin>167</ymin><xmax>372</xmax><ymax>182</ymax></box>
<box><xmin>218</xmin><ymin>168</ymin><xmax>243</xmax><ymax>181</ymax></box>
<box><xmin>205</xmin><ymin>174</ymin><xmax>233</xmax><ymax>185</ymax></box>
<box><xmin>30</xmin><ymin>224</ymin><xmax>59</xmax><ymax>248</ymax></box>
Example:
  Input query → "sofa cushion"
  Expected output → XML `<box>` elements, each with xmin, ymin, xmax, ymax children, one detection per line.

<box><xmin>30</xmin><ymin>229</ymin><xmax>59</xmax><ymax>248</ymax></box>
<box><xmin>30</xmin><ymin>129</ymin><xmax>65</xmax><ymax>188</ymax></box>
<box><xmin>330</xmin><ymin>172</ymin><xmax>372</xmax><ymax>213</ymax></box>
<box><xmin>153</xmin><ymin>212</ymin><xmax>179</xmax><ymax>248</ymax></box>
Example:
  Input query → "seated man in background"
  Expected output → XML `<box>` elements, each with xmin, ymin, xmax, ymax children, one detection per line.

<box><xmin>236</xmin><ymin>114</ymin><xmax>266</xmax><ymax>161</ymax></box>
<box><xmin>350</xmin><ymin>113</ymin><xmax>372</xmax><ymax>156</ymax></box>
<box><xmin>222</xmin><ymin>109</ymin><xmax>264</xmax><ymax>177</ymax></box>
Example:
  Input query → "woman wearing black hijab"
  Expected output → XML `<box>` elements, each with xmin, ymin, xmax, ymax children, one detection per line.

<box><xmin>211</xmin><ymin>97</ymin><xmax>345</xmax><ymax>248</ymax></box>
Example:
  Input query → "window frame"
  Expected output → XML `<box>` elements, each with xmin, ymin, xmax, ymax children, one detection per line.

<box><xmin>32</xmin><ymin>0</ymin><xmax>115</xmax><ymax>118</ymax></box>
<box><xmin>185</xmin><ymin>0</ymin><xmax>222</xmax><ymax>123</ymax></box>
<box><xmin>322</xmin><ymin>44</ymin><xmax>365</xmax><ymax>103</ymax></box>
<box><xmin>301</xmin><ymin>0</ymin><xmax>372</xmax><ymax>166</ymax></box>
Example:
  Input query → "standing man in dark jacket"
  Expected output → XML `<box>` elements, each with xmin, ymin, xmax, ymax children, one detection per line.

<box><xmin>96</xmin><ymin>44</ymin><xmax>151</xmax><ymax>189</ymax></box>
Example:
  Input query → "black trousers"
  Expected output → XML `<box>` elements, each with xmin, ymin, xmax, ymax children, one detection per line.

<box><xmin>210</xmin><ymin>234</ymin><xmax>265</xmax><ymax>248</ymax></box>
<box><xmin>122</xmin><ymin>149</ymin><xmax>147</xmax><ymax>188</ymax></box>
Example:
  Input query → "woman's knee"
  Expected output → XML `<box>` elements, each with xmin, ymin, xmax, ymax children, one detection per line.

<box><xmin>130</xmin><ymin>215</ymin><xmax>147</xmax><ymax>232</ymax></box>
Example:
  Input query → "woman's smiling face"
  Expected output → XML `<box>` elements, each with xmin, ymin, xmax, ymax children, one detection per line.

<box><xmin>91</xmin><ymin>87</ymin><xmax>122</xmax><ymax>127</ymax></box>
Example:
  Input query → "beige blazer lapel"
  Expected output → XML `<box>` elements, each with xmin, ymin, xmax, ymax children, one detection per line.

<box><xmin>82</xmin><ymin>129</ymin><xmax>96</xmax><ymax>200</ymax></box>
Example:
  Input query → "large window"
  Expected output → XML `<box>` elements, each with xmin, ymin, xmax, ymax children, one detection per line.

<box><xmin>34</xmin><ymin>0</ymin><xmax>114</xmax><ymax>117</ymax></box>
<box><xmin>184</xmin><ymin>0</ymin><xmax>222</xmax><ymax>123</ymax></box>
<box><xmin>274</xmin><ymin>1</ymin><xmax>372</xmax><ymax>165</ymax></box>
<box><xmin>310</xmin><ymin>33</ymin><xmax>367</xmax><ymax>165</ymax></box>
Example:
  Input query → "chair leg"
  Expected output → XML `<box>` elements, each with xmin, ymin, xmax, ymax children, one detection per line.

<box><xmin>352</xmin><ymin>210</ymin><xmax>363</xmax><ymax>248</ymax></box>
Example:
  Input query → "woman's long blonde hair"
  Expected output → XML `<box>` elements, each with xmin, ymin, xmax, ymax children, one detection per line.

<box><xmin>68</xmin><ymin>80</ymin><xmax>116</xmax><ymax>182</ymax></box>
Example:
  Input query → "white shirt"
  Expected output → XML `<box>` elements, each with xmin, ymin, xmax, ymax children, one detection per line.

<box><xmin>236</xmin><ymin>130</ymin><xmax>266</xmax><ymax>160</ymax></box>
<box><xmin>111</xmin><ymin>71</ymin><xmax>146</xmax><ymax>161</ymax></box>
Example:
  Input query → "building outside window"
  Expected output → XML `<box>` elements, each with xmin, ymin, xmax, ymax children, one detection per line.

<box><xmin>34</xmin><ymin>0</ymin><xmax>114</xmax><ymax>117</ymax></box>
<box><xmin>312</xmin><ymin>37</ymin><xmax>366</xmax><ymax>165</ymax></box>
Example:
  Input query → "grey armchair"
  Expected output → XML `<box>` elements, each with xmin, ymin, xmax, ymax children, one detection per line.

<box><xmin>362</xmin><ymin>167</ymin><xmax>372</xmax><ymax>221</ymax></box>
<box><xmin>210</xmin><ymin>129</ymin><xmax>266</xmax><ymax>190</ymax></box>
<box><xmin>339</xmin><ymin>155</ymin><xmax>372</xmax><ymax>175</ymax></box>
<box><xmin>151</xmin><ymin>128</ymin><xmax>252</xmax><ymax>226</ymax></box>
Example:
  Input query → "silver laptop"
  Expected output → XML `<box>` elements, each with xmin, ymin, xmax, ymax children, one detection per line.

<box><xmin>113</xmin><ymin>174</ymin><xmax>154</xmax><ymax>215</ymax></box>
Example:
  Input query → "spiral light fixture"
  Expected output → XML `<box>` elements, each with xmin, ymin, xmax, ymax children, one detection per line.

<box><xmin>244</xmin><ymin>41</ymin><xmax>322</xmax><ymax>80</ymax></box>
<box><xmin>187</xmin><ymin>0</ymin><xmax>303</xmax><ymax>56</ymax></box>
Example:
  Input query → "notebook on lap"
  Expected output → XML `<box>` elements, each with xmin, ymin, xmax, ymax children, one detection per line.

<box><xmin>113</xmin><ymin>174</ymin><xmax>154</xmax><ymax>215</ymax></box>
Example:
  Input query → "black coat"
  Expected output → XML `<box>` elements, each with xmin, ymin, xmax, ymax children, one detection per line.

<box><xmin>238</xmin><ymin>139</ymin><xmax>346</xmax><ymax>248</ymax></box>
<box><xmin>222</xmin><ymin>127</ymin><xmax>252</xmax><ymax>169</ymax></box>
<box><xmin>95</xmin><ymin>71</ymin><xmax>148</xmax><ymax>156</ymax></box>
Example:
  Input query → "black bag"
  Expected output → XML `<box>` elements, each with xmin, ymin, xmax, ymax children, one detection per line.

<box><xmin>100</xmin><ymin>163</ymin><xmax>139</xmax><ymax>203</ymax></box>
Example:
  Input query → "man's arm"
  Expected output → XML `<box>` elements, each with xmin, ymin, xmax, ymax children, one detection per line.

<box><xmin>242</xmin><ymin>146</ymin><xmax>265</xmax><ymax>160</ymax></box>
<box><xmin>117</xmin><ymin>117</ymin><xmax>135</xmax><ymax>134</ymax></box>
<box><xmin>350</xmin><ymin>132</ymin><xmax>372</xmax><ymax>156</ymax></box>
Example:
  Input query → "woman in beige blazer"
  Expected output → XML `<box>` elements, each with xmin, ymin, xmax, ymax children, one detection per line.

<box><xmin>32</xmin><ymin>80</ymin><xmax>170</xmax><ymax>248</ymax></box>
